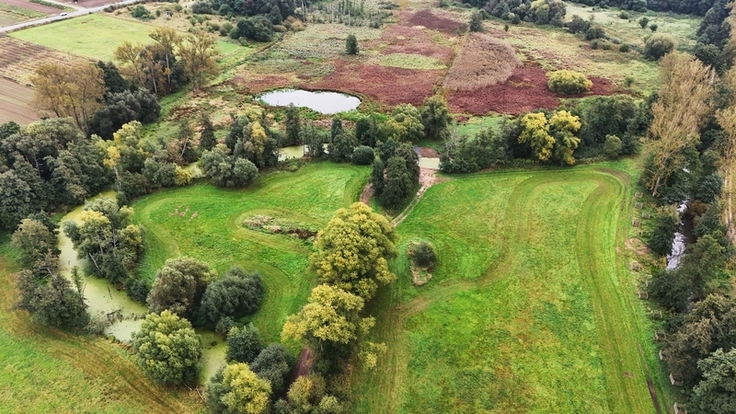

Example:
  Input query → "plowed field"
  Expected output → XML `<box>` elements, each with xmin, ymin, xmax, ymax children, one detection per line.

<box><xmin>0</xmin><ymin>77</ymin><xmax>37</xmax><ymax>124</ymax></box>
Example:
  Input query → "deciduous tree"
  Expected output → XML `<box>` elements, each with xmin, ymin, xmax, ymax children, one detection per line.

<box><xmin>206</xmin><ymin>363</ymin><xmax>272</xmax><ymax>414</ymax></box>
<box><xmin>132</xmin><ymin>310</ymin><xmax>202</xmax><ymax>385</ymax></box>
<box><xmin>147</xmin><ymin>256</ymin><xmax>216</xmax><ymax>319</ymax></box>
<box><xmin>309</xmin><ymin>203</ymin><xmax>397</xmax><ymax>301</ymax></box>
<box><xmin>179</xmin><ymin>31</ymin><xmax>219</xmax><ymax>91</ymax></box>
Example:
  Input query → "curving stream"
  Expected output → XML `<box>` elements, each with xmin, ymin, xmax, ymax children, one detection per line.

<box><xmin>665</xmin><ymin>200</ymin><xmax>689</xmax><ymax>271</ymax></box>
<box><xmin>59</xmin><ymin>193</ymin><xmax>225</xmax><ymax>384</ymax></box>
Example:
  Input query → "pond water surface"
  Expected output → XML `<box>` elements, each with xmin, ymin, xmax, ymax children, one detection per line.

<box><xmin>59</xmin><ymin>192</ymin><xmax>225</xmax><ymax>384</ymax></box>
<box><xmin>259</xmin><ymin>89</ymin><xmax>360</xmax><ymax>114</ymax></box>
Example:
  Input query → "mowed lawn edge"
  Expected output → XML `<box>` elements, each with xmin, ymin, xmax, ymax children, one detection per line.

<box><xmin>350</xmin><ymin>164</ymin><xmax>669</xmax><ymax>413</ymax></box>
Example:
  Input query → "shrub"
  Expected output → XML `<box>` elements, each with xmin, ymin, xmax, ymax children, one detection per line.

<box><xmin>638</xmin><ymin>16</ymin><xmax>648</xmax><ymax>28</ymax></box>
<box><xmin>618</xmin><ymin>11</ymin><xmax>628</xmax><ymax>19</ymax></box>
<box><xmin>352</xmin><ymin>146</ymin><xmax>375</xmax><ymax>165</ymax></box>
<box><xmin>619</xmin><ymin>43</ymin><xmax>630</xmax><ymax>52</ymax></box>
<box><xmin>131</xmin><ymin>5</ymin><xmax>152</xmax><ymax>19</ymax></box>
<box><xmin>345</xmin><ymin>34</ymin><xmax>358</xmax><ymax>55</ymax></box>
<box><xmin>410</xmin><ymin>241</ymin><xmax>436</xmax><ymax>267</ymax></box>
<box><xmin>650</xmin><ymin>23</ymin><xmax>658</xmax><ymax>31</ymax></box>
<box><xmin>644</xmin><ymin>34</ymin><xmax>675</xmax><ymax>60</ymax></box>
<box><xmin>547</xmin><ymin>70</ymin><xmax>592</xmax><ymax>94</ymax></box>
<box><xmin>603</xmin><ymin>135</ymin><xmax>622</xmax><ymax>159</ymax></box>
<box><xmin>469</xmin><ymin>11</ymin><xmax>483</xmax><ymax>32</ymax></box>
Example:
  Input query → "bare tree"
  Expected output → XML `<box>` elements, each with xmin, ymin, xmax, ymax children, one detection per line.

<box><xmin>179</xmin><ymin>31</ymin><xmax>219</xmax><ymax>92</ymax></box>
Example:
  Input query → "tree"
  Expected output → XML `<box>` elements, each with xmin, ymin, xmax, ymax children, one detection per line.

<box><xmin>31</xmin><ymin>62</ymin><xmax>104</xmax><ymax>133</ymax></box>
<box><xmin>282</xmin><ymin>284</ymin><xmax>372</xmax><ymax>347</ymax></box>
<box><xmin>0</xmin><ymin>170</ymin><xmax>35</xmax><ymax>231</ymax></box>
<box><xmin>149</xmin><ymin>27</ymin><xmax>182</xmax><ymax>94</ymax></box>
<box><xmin>11</xmin><ymin>218</ymin><xmax>59</xmax><ymax>269</ymax></box>
<box><xmin>385</xmin><ymin>104</ymin><xmax>424</xmax><ymax>142</ymax></box>
<box><xmin>646</xmin><ymin>205</ymin><xmax>679</xmax><ymax>256</ymax></box>
<box><xmin>420</xmin><ymin>95</ymin><xmax>452</xmax><ymax>141</ymax></box>
<box><xmin>547</xmin><ymin>70</ymin><xmax>592</xmax><ymax>94</ymax></box>
<box><xmin>200</xmin><ymin>113</ymin><xmax>218</xmax><ymax>152</ymax></box>
<box><xmin>132</xmin><ymin>310</ymin><xmax>202</xmax><ymax>385</ymax></box>
<box><xmin>309</xmin><ymin>203</ymin><xmax>397</xmax><ymax>301</ymax></box>
<box><xmin>227</xmin><ymin>325</ymin><xmax>263</xmax><ymax>363</ymax></box>
<box><xmin>379</xmin><ymin>156</ymin><xmax>414</xmax><ymax>209</ymax></box>
<box><xmin>63</xmin><ymin>199</ymin><xmax>144</xmax><ymax>284</ymax></box>
<box><xmin>250</xmin><ymin>344</ymin><xmax>295</xmax><ymax>397</ymax></box>
<box><xmin>197</xmin><ymin>267</ymin><xmax>265</xmax><ymax>330</ymax></box>
<box><xmin>690</xmin><ymin>348</ymin><xmax>736</xmax><ymax>414</ymax></box>
<box><xmin>638</xmin><ymin>16</ymin><xmax>649</xmax><ymax>28</ymax></box>
<box><xmin>147</xmin><ymin>257</ymin><xmax>216</xmax><ymax>320</ymax></box>
<box><xmin>644</xmin><ymin>35</ymin><xmax>676</xmax><ymax>60</ymax></box>
<box><xmin>519</xmin><ymin>112</ymin><xmax>555</xmax><ymax>162</ymax></box>
<box><xmin>179</xmin><ymin>31</ymin><xmax>219</xmax><ymax>91</ymax></box>
<box><xmin>678</xmin><ymin>234</ymin><xmax>725</xmax><ymax>299</ymax></box>
<box><xmin>469</xmin><ymin>11</ymin><xmax>483</xmax><ymax>32</ymax></box>
<box><xmin>328</xmin><ymin>132</ymin><xmax>358</xmax><ymax>163</ymax></box>
<box><xmin>15</xmin><ymin>270</ymin><xmax>89</xmax><ymax>329</ymax></box>
<box><xmin>206</xmin><ymin>363</ymin><xmax>272</xmax><ymax>414</ymax></box>
<box><xmin>345</xmin><ymin>34</ymin><xmax>358</xmax><ymax>55</ymax></box>
<box><xmin>646</xmin><ymin>53</ymin><xmax>713</xmax><ymax>196</ymax></box>
<box><xmin>603</xmin><ymin>135</ymin><xmax>623</xmax><ymax>159</ymax></box>
<box><xmin>549</xmin><ymin>110</ymin><xmax>581</xmax><ymax>165</ymax></box>
<box><xmin>284</xmin><ymin>104</ymin><xmax>301</xmax><ymax>146</ymax></box>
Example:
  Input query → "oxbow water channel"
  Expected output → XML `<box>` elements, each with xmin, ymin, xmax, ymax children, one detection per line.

<box><xmin>59</xmin><ymin>193</ymin><xmax>225</xmax><ymax>384</ymax></box>
<box><xmin>259</xmin><ymin>89</ymin><xmax>360</xmax><ymax>114</ymax></box>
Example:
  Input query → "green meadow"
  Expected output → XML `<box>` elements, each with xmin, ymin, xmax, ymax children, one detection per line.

<box><xmin>350</xmin><ymin>162</ymin><xmax>667</xmax><ymax>413</ymax></box>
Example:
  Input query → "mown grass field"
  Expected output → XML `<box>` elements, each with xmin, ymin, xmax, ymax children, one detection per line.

<box><xmin>350</xmin><ymin>162</ymin><xmax>668</xmax><ymax>413</ymax></box>
<box><xmin>10</xmin><ymin>13</ymin><xmax>240</xmax><ymax>61</ymax></box>
<box><xmin>131</xmin><ymin>163</ymin><xmax>369</xmax><ymax>344</ymax></box>
<box><xmin>0</xmin><ymin>239</ymin><xmax>203</xmax><ymax>413</ymax></box>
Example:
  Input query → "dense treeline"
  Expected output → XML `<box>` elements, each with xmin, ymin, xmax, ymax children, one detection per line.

<box><xmin>637</xmin><ymin>52</ymin><xmax>736</xmax><ymax>410</ymax></box>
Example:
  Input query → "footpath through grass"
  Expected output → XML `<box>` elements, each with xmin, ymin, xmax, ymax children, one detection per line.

<box><xmin>351</xmin><ymin>162</ymin><xmax>668</xmax><ymax>413</ymax></box>
<box><xmin>132</xmin><ymin>163</ymin><xmax>369</xmax><ymax>343</ymax></box>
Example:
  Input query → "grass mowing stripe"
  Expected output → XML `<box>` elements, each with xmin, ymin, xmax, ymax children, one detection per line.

<box><xmin>351</xmin><ymin>165</ymin><xmax>663</xmax><ymax>413</ymax></box>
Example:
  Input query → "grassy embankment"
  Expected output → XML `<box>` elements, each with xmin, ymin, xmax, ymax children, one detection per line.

<box><xmin>131</xmin><ymin>163</ymin><xmax>370</xmax><ymax>344</ymax></box>
<box><xmin>350</xmin><ymin>161</ymin><xmax>669</xmax><ymax>413</ymax></box>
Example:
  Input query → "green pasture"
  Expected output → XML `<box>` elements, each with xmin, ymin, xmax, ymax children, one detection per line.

<box><xmin>131</xmin><ymin>163</ymin><xmax>370</xmax><ymax>344</ymax></box>
<box><xmin>351</xmin><ymin>162</ymin><xmax>668</xmax><ymax>413</ymax></box>
<box><xmin>10</xmin><ymin>13</ymin><xmax>239</xmax><ymax>61</ymax></box>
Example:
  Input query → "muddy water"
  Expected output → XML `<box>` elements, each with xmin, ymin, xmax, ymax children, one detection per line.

<box><xmin>58</xmin><ymin>192</ymin><xmax>147</xmax><ymax>342</ymax></box>
<box><xmin>418</xmin><ymin>157</ymin><xmax>440</xmax><ymax>170</ymax></box>
<box><xmin>666</xmin><ymin>200</ymin><xmax>689</xmax><ymax>271</ymax></box>
<box><xmin>59</xmin><ymin>192</ymin><xmax>226</xmax><ymax>383</ymax></box>
<box><xmin>279</xmin><ymin>145</ymin><xmax>306</xmax><ymax>161</ymax></box>
<box><xmin>259</xmin><ymin>89</ymin><xmax>360</xmax><ymax>114</ymax></box>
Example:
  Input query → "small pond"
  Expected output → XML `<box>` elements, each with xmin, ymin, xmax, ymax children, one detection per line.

<box><xmin>259</xmin><ymin>89</ymin><xmax>361</xmax><ymax>114</ymax></box>
<box><xmin>279</xmin><ymin>145</ymin><xmax>307</xmax><ymax>161</ymax></box>
<box><xmin>59</xmin><ymin>192</ymin><xmax>226</xmax><ymax>384</ymax></box>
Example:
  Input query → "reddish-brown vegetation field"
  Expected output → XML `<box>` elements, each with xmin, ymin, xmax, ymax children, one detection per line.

<box><xmin>304</xmin><ymin>59</ymin><xmax>443</xmax><ymax>107</ymax></box>
<box><xmin>444</xmin><ymin>33</ymin><xmax>520</xmax><ymax>91</ymax></box>
<box><xmin>52</xmin><ymin>0</ymin><xmax>118</xmax><ymax>8</ymax></box>
<box><xmin>374</xmin><ymin>18</ymin><xmax>455</xmax><ymax>63</ymax></box>
<box><xmin>408</xmin><ymin>9</ymin><xmax>466</xmax><ymax>35</ymax></box>
<box><xmin>0</xmin><ymin>77</ymin><xmax>38</xmax><ymax>124</ymax></box>
<box><xmin>0</xmin><ymin>0</ymin><xmax>58</xmax><ymax>14</ymax></box>
<box><xmin>448</xmin><ymin>64</ymin><xmax>613</xmax><ymax>115</ymax></box>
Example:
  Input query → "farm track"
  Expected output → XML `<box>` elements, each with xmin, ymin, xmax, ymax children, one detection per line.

<box><xmin>361</xmin><ymin>168</ymin><xmax>665</xmax><ymax>413</ymax></box>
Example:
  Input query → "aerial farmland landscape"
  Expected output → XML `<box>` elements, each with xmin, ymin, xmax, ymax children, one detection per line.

<box><xmin>0</xmin><ymin>0</ymin><xmax>734</xmax><ymax>412</ymax></box>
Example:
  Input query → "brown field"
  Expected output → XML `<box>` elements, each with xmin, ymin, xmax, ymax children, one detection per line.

<box><xmin>444</xmin><ymin>33</ymin><xmax>520</xmax><ymax>91</ymax></box>
<box><xmin>447</xmin><ymin>63</ymin><xmax>613</xmax><ymax>115</ymax></box>
<box><xmin>407</xmin><ymin>8</ymin><xmax>466</xmax><ymax>35</ymax></box>
<box><xmin>0</xmin><ymin>77</ymin><xmax>38</xmax><ymax>124</ymax></box>
<box><xmin>52</xmin><ymin>0</ymin><xmax>117</xmax><ymax>7</ymax></box>
<box><xmin>0</xmin><ymin>35</ymin><xmax>87</xmax><ymax>85</ymax></box>
<box><xmin>374</xmin><ymin>16</ymin><xmax>456</xmax><ymax>63</ymax></box>
<box><xmin>0</xmin><ymin>0</ymin><xmax>59</xmax><ymax>14</ymax></box>
<box><xmin>304</xmin><ymin>58</ymin><xmax>444</xmax><ymax>106</ymax></box>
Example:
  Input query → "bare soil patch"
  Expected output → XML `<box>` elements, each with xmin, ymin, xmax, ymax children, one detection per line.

<box><xmin>0</xmin><ymin>77</ymin><xmax>38</xmax><ymax>124</ymax></box>
<box><xmin>444</xmin><ymin>33</ymin><xmax>521</xmax><ymax>91</ymax></box>
<box><xmin>232</xmin><ymin>74</ymin><xmax>294</xmax><ymax>95</ymax></box>
<box><xmin>304</xmin><ymin>59</ymin><xmax>443</xmax><ymax>107</ymax></box>
<box><xmin>55</xmin><ymin>0</ymin><xmax>118</xmax><ymax>7</ymax></box>
<box><xmin>0</xmin><ymin>35</ymin><xmax>87</xmax><ymax>85</ymax></box>
<box><xmin>407</xmin><ymin>9</ymin><xmax>466</xmax><ymax>35</ymax></box>
<box><xmin>0</xmin><ymin>0</ymin><xmax>58</xmax><ymax>14</ymax></box>
<box><xmin>417</xmin><ymin>147</ymin><xmax>440</xmax><ymax>157</ymax></box>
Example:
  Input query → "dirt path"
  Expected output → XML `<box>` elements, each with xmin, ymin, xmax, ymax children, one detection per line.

<box><xmin>392</xmin><ymin>168</ymin><xmax>438</xmax><ymax>226</ymax></box>
<box><xmin>359</xmin><ymin>182</ymin><xmax>374</xmax><ymax>205</ymax></box>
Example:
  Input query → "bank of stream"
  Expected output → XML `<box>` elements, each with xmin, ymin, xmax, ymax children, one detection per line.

<box><xmin>58</xmin><ymin>192</ymin><xmax>226</xmax><ymax>384</ymax></box>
